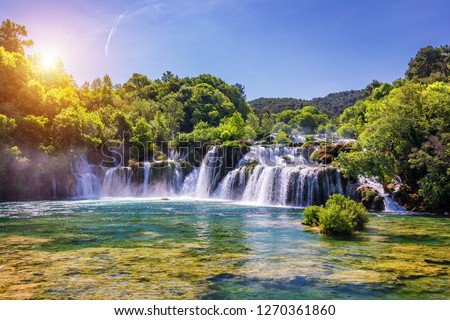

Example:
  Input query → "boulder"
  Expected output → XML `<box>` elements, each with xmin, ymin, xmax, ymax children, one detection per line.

<box><xmin>311</xmin><ymin>141</ymin><xmax>354</xmax><ymax>164</ymax></box>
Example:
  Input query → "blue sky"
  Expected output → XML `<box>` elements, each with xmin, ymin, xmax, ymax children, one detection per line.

<box><xmin>1</xmin><ymin>0</ymin><xmax>449</xmax><ymax>100</ymax></box>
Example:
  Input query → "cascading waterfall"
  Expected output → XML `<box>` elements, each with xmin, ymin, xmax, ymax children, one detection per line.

<box><xmin>68</xmin><ymin>144</ymin><xmax>405</xmax><ymax>211</ymax></box>
<box><xmin>101</xmin><ymin>161</ymin><xmax>184</xmax><ymax>197</ymax></box>
<box><xmin>244</xmin><ymin>146</ymin><xmax>315</xmax><ymax>166</ymax></box>
<box><xmin>71</xmin><ymin>155</ymin><xmax>103</xmax><ymax>197</ymax></box>
<box><xmin>234</xmin><ymin>164</ymin><xmax>344</xmax><ymax>206</ymax></box>
<box><xmin>181</xmin><ymin>168</ymin><xmax>200</xmax><ymax>196</ymax></box>
<box><xmin>102</xmin><ymin>166</ymin><xmax>133</xmax><ymax>197</ymax></box>
<box><xmin>358</xmin><ymin>177</ymin><xmax>406</xmax><ymax>212</ymax></box>
<box><xmin>142</xmin><ymin>162</ymin><xmax>151</xmax><ymax>196</ymax></box>
<box><xmin>195</xmin><ymin>146</ymin><xmax>221</xmax><ymax>198</ymax></box>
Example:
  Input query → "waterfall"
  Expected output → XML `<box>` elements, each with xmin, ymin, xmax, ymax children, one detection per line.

<box><xmin>243</xmin><ymin>146</ymin><xmax>315</xmax><ymax>166</ymax></box>
<box><xmin>181</xmin><ymin>167</ymin><xmax>200</xmax><ymax>196</ymax></box>
<box><xmin>71</xmin><ymin>155</ymin><xmax>103</xmax><ymax>197</ymax></box>
<box><xmin>195</xmin><ymin>147</ymin><xmax>221</xmax><ymax>198</ymax></box>
<box><xmin>142</xmin><ymin>162</ymin><xmax>151</xmax><ymax>196</ymax></box>
<box><xmin>102</xmin><ymin>166</ymin><xmax>133</xmax><ymax>197</ymax></box>
<box><xmin>215</xmin><ymin>167</ymin><xmax>247</xmax><ymax>200</ymax></box>
<box><xmin>68</xmin><ymin>144</ymin><xmax>402</xmax><ymax>211</ymax></box>
<box><xmin>233</xmin><ymin>164</ymin><xmax>344</xmax><ymax>206</ymax></box>
<box><xmin>358</xmin><ymin>177</ymin><xmax>406</xmax><ymax>212</ymax></box>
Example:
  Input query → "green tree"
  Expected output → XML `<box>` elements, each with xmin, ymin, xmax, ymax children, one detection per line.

<box><xmin>0</xmin><ymin>19</ymin><xmax>33</xmax><ymax>55</ymax></box>
<box><xmin>261</xmin><ymin>112</ymin><xmax>275</xmax><ymax>134</ymax></box>
<box><xmin>52</xmin><ymin>106</ymin><xmax>104</xmax><ymax>148</ymax></box>
<box><xmin>364</xmin><ymin>79</ymin><xmax>382</xmax><ymax>97</ymax></box>
<box><xmin>246</xmin><ymin>112</ymin><xmax>260</xmax><ymax>133</ymax></box>
<box><xmin>223</xmin><ymin>111</ymin><xmax>245</xmax><ymax>140</ymax></box>
<box><xmin>406</xmin><ymin>45</ymin><xmax>450</xmax><ymax>80</ymax></box>
<box><xmin>161</xmin><ymin>94</ymin><xmax>184</xmax><ymax>135</ymax></box>
<box><xmin>15</xmin><ymin>115</ymin><xmax>48</xmax><ymax>146</ymax></box>
<box><xmin>0</xmin><ymin>114</ymin><xmax>16</xmax><ymax>143</ymax></box>
<box><xmin>130</xmin><ymin>117</ymin><xmax>153</xmax><ymax>159</ymax></box>
<box><xmin>275</xmin><ymin>129</ymin><xmax>290</xmax><ymax>143</ymax></box>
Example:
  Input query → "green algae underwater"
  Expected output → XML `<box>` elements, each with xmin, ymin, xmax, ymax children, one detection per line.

<box><xmin>0</xmin><ymin>198</ymin><xmax>448</xmax><ymax>299</ymax></box>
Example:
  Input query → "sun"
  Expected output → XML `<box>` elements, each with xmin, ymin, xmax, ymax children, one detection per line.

<box><xmin>39</xmin><ymin>50</ymin><xmax>58</xmax><ymax>69</ymax></box>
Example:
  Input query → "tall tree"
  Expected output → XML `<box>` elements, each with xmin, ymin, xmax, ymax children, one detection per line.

<box><xmin>0</xmin><ymin>19</ymin><xmax>33</xmax><ymax>55</ymax></box>
<box><xmin>406</xmin><ymin>45</ymin><xmax>450</xmax><ymax>80</ymax></box>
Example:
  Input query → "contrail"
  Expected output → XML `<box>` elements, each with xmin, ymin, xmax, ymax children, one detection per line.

<box><xmin>105</xmin><ymin>11</ymin><xmax>127</xmax><ymax>58</ymax></box>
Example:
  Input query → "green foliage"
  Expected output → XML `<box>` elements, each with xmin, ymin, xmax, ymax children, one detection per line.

<box><xmin>260</xmin><ymin>112</ymin><xmax>275</xmax><ymax>135</ymax></box>
<box><xmin>245</xmin><ymin>112</ymin><xmax>261</xmax><ymax>133</ymax></box>
<box><xmin>337</xmin><ymin>100</ymin><xmax>370</xmax><ymax>138</ymax></box>
<box><xmin>0</xmin><ymin>19</ymin><xmax>33</xmax><ymax>55</ymax></box>
<box><xmin>406</xmin><ymin>45</ymin><xmax>450</xmax><ymax>81</ymax></box>
<box><xmin>302</xmin><ymin>195</ymin><xmax>369</xmax><ymax>235</ymax></box>
<box><xmin>275</xmin><ymin>129</ymin><xmax>290</xmax><ymax>143</ymax></box>
<box><xmin>364</xmin><ymin>79</ymin><xmax>382</xmax><ymax>97</ymax></box>
<box><xmin>223</xmin><ymin>112</ymin><xmax>245</xmax><ymax>140</ymax></box>
<box><xmin>302</xmin><ymin>205</ymin><xmax>321</xmax><ymax>226</ymax></box>
<box><xmin>130</xmin><ymin>117</ymin><xmax>153</xmax><ymax>159</ymax></box>
<box><xmin>249</xmin><ymin>90</ymin><xmax>365</xmax><ymax>118</ymax></box>
<box><xmin>409</xmin><ymin>134</ymin><xmax>450</xmax><ymax>211</ymax></box>
<box><xmin>15</xmin><ymin>115</ymin><xmax>48</xmax><ymax>146</ymax></box>
<box><xmin>372</xmin><ymin>83</ymin><xmax>393</xmax><ymax>100</ymax></box>
<box><xmin>53</xmin><ymin>106</ymin><xmax>104</xmax><ymax>148</ymax></box>
<box><xmin>336</xmin><ymin>47</ymin><xmax>450</xmax><ymax>212</ymax></box>
<box><xmin>0</xmin><ymin>113</ymin><xmax>16</xmax><ymax>142</ymax></box>
<box><xmin>220</xmin><ymin>130</ymin><xmax>231</xmax><ymax>141</ymax></box>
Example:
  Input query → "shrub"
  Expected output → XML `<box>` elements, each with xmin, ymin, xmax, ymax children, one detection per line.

<box><xmin>302</xmin><ymin>205</ymin><xmax>321</xmax><ymax>226</ymax></box>
<box><xmin>319</xmin><ymin>206</ymin><xmax>354</xmax><ymax>235</ymax></box>
<box><xmin>302</xmin><ymin>194</ymin><xmax>369</xmax><ymax>235</ymax></box>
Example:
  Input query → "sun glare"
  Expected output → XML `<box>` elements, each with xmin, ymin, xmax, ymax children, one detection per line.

<box><xmin>39</xmin><ymin>51</ymin><xmax>58</xmax><ymax>69</ymax></box>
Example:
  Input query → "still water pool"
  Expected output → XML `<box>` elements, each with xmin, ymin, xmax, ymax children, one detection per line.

<box><xmin>0</xmin><ymin>199</ymin><xmax>449</xmax><ymax>299</ymax></box>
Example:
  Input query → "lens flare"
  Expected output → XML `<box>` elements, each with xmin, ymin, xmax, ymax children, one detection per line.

<box><xmin>39</xmin><ymin>51</ymin><xmax>58</xmax><ymax>69</ymax></box>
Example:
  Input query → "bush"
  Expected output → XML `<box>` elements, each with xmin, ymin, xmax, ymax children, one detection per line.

<box><xmin>319</xmin><ymin>207</ymin><xmax>354</xmax><ymax>235</ymax></box>
<box><xmin>302</xmin><ymin>205</ymin><xmax>321</xmax><ymax>226</ymax></box>
<box><xmin>302</xmin><ymin>194</ymin><xmax>369</xmax><ymax>235</ymax></box>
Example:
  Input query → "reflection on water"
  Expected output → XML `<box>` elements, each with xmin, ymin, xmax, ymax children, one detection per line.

<box><xmin>0</xmin><ymin>199</ymin><xmax>448</xmax><ymax>299</ymax></box>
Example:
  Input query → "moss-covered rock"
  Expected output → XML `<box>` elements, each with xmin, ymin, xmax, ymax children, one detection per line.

<box><xmin>311</xmin><ymin>141</ymin><xmax>354</xmax><ymax>164</ymax></box>
<box><xmin>392</xmin><ymin>183</ymin><xmax>429</xmax><ymax>212</ymax></box>
<box><xmin>357</xmin><ymin>186</ymin><xmax>385</xmax><ymax>211</ymax></box>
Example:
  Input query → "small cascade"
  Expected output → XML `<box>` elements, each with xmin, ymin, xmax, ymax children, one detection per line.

<box><xmin>195</xmin><ymin>147</ymin><xmax>222</xmax><ymax>198</ymax></box>
<box><xmin>181</xmin><ymin>167</ymin><xmax>200</xmax><ymax>196</ymax></box>
<box><xmin>101</xmin><ymin>161</ymin><xmax>183</xmax><ymax>197</ymax></box>
<box><xmin>244</xmin><ymin>146</ymin><xmax>315</xmax><ymax>166</ymax></box>
<box><xmin>102</xmin><ymin>166</ymin><xmax>133</xmax><ymax>196</ymax></box>
<box><xmin>290</xmin><ymin>135</ymin><xmax>306</xmax><ymax>143</ymax></box>
<box><xmin>147</xmin><ymin>161</ymin><xmax>183</xmax><ymax>196</ymax></box>
<box><xmin>142</xmin><ymin>162</ymin><xmax>151</xmax><ymax>196</ymax></box>
<box><xmin>215</xmin><ymin>167</ymin><xmax>247</xmax><ymax>200</ymax></box>
<box><xmin>358</xmin><ymin>177</ymin><xmax>406</xmax><ymax>212</ymax></box>
<box><xmin>71</xmin><ymin>155</ymin><xmax>103</xmax><ymax>197</ymax></box>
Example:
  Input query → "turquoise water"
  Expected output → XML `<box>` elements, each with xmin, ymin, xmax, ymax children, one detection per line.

<box><xmin>0</xmin><ymin>199</ymin><xmax>449</xmax><ymax>299</ymax></box>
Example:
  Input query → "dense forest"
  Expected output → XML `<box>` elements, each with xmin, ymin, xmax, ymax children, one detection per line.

<box><xmin>249</xmin><ymin>89</ymin><xmax>365</xmax><ymax>118</ymax></box>
<box><xmin>0</xmin><ymin>19</ymin><xmax>449</xmax><ymax>212</ymax></box>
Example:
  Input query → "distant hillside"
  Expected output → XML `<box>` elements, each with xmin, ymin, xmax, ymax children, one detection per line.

<box><xmin>249</xmin><ymin>89</ymin><xmax>365</xmax><ymax>117</ymax></box>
